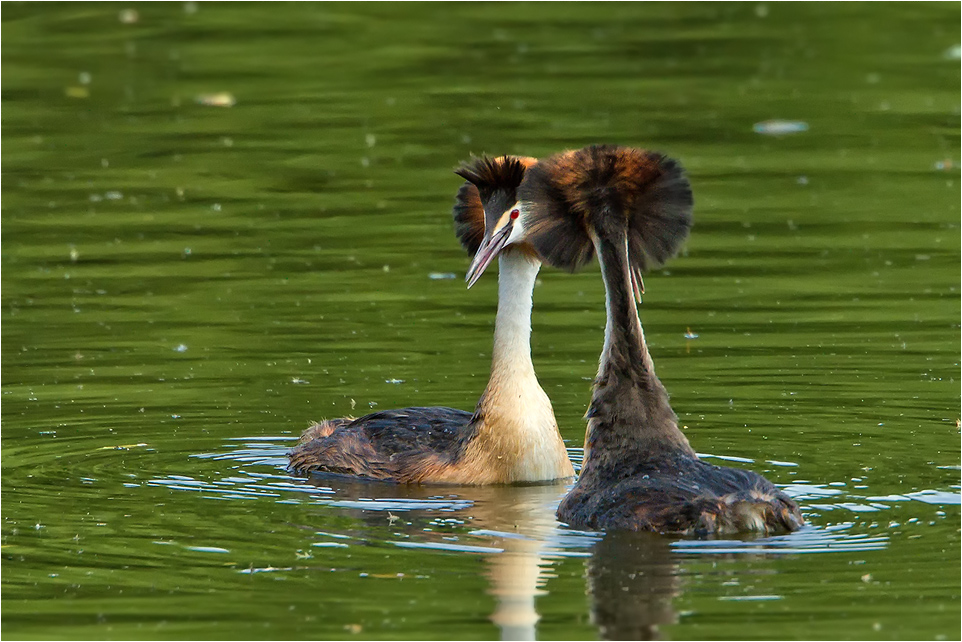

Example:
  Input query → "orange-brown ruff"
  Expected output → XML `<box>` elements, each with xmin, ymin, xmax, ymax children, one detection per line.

<box><xmin>518</xmin><ymin>145</ymin><xmax>803</xmax><ymax>535</ymax></box>
<box><xmin>288</xmin><ymin>156</ymin><xmax>574</xmax><ymax>484</ymax></box>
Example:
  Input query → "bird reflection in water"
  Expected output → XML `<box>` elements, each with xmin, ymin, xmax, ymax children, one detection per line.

<box><xmin>587</xmin><ymin>532</ymin><xmax>679</xmax><ymax>641</ymax></box>
<box><xmin>476</xmin><ymin>484</ymin><xmax>566</xmax><ymax>641</ymax></box>
<box><xmin>300</xmin><ymin>476</ymin><xmax>569</xmax><ymax>641</ymax></box>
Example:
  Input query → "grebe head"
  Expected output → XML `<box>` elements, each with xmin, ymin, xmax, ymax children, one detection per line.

<box><xmin>453</xmin><ymin>155</ymin><xmax>536</xmax><ymax>288</ymax></box>
<box><xmin>516</xmin><ymin>145</ymin><xmax>694</xmax><ymax>299</ymax></box>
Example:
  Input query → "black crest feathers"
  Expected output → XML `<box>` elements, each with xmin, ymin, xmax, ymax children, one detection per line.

<box><xmin>519</xmin><ymin>145</ymin><xmax>693</xmax><ymax>274</ymax></box>
<box><xmin>452</xmin><ymin>156</ymin><xmax>533</xmax><ymax>256</ymax></box>
<box><xmin>452</xmin><ymin>182</ymin><xmax>486</xmax><ymax>256</ymax></box>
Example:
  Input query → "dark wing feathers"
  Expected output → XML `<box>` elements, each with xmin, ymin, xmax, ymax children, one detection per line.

<box><xmin>288</xmin><ymin>407</ymin><xmax>476</xmax><ymax>480</ymax></box>
<box><xmin>557</xmin><ymin>454</ymin><xmax>803</xmax><ymax>534</ymax></box>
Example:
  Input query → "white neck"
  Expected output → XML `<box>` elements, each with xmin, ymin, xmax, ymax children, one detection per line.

<box><xmin>490</xmin><ymin>249</ymin><xmax>540</xmax><ymax>376</ymax></box>
<box><xmin>464</xmin><ymin>248</ymin><xmax>574</xmax><ymax>483</ymax></box>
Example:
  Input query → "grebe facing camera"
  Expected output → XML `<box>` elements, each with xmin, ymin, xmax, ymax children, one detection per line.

<box><xmin>289</xmin><ymin>156</ymin><xmax>573</xmax><ymax>485</ymax></box>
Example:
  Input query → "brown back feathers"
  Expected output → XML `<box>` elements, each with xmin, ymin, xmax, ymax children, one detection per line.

<box><xmin>518</xmin><ymin>145</ymin><xmax>693</xmax><ymax>274</ymax></box>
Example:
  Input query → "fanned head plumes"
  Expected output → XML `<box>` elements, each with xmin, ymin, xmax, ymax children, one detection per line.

<box><xmin>452</xmin><ymin>155</ymin><xmax>536</xmax><ymax>255</ymax></box>
<box><xmin>518</xmin><ymin>145</ymin><xmax>693</xmax><ymax>274</ymax></box>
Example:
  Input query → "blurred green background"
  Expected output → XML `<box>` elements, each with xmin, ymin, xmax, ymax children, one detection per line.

<box><xmin>3</xmin><ymin>2</ymin><xmax>959</xmax><ymax>639</ymax></box>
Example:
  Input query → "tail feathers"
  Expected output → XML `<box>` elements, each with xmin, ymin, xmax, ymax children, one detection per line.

<box><xmin>709</xmin><ymin>491</ymin><xmax>804</xmax><ymax>535</ymax></box>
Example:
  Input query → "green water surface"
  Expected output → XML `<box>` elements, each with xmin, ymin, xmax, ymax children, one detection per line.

<box><xmin>3</xmin><ymin>3</ymin><xmax>960</xmax><ymax>640</ymax></box>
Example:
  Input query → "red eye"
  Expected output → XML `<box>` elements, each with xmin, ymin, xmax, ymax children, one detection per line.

<box><xmin>510</xmin><ymin>209</ymin><xmax>520</xmax><ymax>220</ymax></box>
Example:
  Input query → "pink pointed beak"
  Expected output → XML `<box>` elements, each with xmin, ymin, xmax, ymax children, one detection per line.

<box><xmin>465</xmin><ymin>222</ymin><xmax>513</xmax><ymax>289</ymax></box>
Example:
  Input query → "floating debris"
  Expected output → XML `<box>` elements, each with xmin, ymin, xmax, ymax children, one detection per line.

<box><xmin>290</xmin><ymin>377</ymin><xmax>310</xmax><ymax>385</ymax></box>
<box><xmin>118</xmin><ymin>8</ymin><xmax>139</xmax><ymax>24</ymax></box>
<box><xmin>934</xmin><ymin>159</ymin><xmax>955</xmax><ymax>171</ymax></box>
<box><xmin>684</xmin><ymin>327</ymin><xmax>699</xmax><ymax>339</ymax></box>
<box><xmin>98</xmin><ymin>443</ymin><xmax>148</xmax><ymax>451</ymax></box>
<box><xmin>238</xmin><ymin>566</ymin><xmax>293</xmax><ymax>574</ymax></box>
<box><xmin>428</xmin><ymin>272</ymin><xmax>457</xmax><ymax>280</ymax></box>
<box><xmin>65</xmin><ymin>86</ymin><xmax>89</xmax><ymax>99</ymax></box>
<box><xmin>186</xmin><ymin>546</ymin><xmax>229</xmax><ymax>554</ymax></box>
<box><xmin>385</xmin><ymin>378</ymin><xmax>405</xmax><ymax>385</ymax></box>
<box><xmin>173</xmin><ymin>344</ymin><xmax>188</xmax><ymax>352</ymax></box>
<box><xmin>753</xmin><ymin>119</ymin><xmax>809</xmax><ymax>135</ymax></box>
<box><xmin>196</xmin><ymin>92</ymin><xmax>236</xmax><ymax>107</ymax></box>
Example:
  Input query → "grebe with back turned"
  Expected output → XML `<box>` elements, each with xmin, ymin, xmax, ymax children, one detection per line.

<box><xmin>469</xmin><ymin>145</ymin><xmax>803</xmax><ymax>534</ymax></box>
<box><xmin>288</xmin><ymin>156</ymin><xmax>573</xmax><ymax>484</ymax></box>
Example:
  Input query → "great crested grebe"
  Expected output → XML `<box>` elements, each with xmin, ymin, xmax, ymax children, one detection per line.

<box><xmin>288</xmin><ymin>156</ymin><xmax>574</xmax><ymax>484</ymax></box>
<box><xmin>469</xmin><ymin>145</ymin><xmax>803</xmax><ymax>534</ymax></box>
